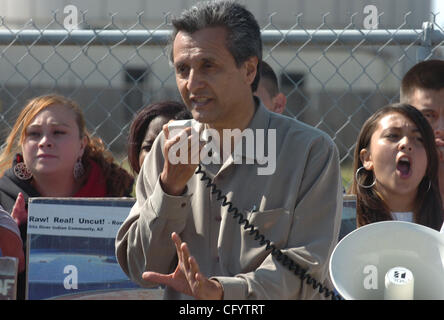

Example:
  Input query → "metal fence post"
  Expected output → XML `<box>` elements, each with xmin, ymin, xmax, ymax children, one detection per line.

<box><xmin>417</xmin><ymin>21</ymin><xmax>433</xmax><ymax>62</ymax></box>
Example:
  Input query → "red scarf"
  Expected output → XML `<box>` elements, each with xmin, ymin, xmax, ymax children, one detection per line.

<box><xmin>74</xmin><ymin>160</ymin><xmax>107</xmax><ymax>197</ymax></box>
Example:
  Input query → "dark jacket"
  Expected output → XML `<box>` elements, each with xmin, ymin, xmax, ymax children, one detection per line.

<box><xmin>0</xmin><ymin>168</ymin><xmax>39</xmax><ymax>300</ymax></box>
<box><xmin>0</xmin><ymin>158</ymin><xmax>133</xmax><ymax>299</ymax></box>
<box><xmin>0</xmin><ymin>168</ymin><xmax>39</xmax><ymax>213</ymax></box>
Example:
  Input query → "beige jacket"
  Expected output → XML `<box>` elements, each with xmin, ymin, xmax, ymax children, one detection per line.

<box><xmin>116</xmin><ymin>101</ymin><xmax>343</xmax><ymax>300</ymax></box>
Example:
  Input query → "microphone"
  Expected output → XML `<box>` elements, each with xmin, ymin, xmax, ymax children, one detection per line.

<box><xmin>329</xmin><ymin>221</ymin><xmax>444</xmax><ymax>300</ymax></box>
<box><xmin>384</xmin><ymin>266</ymin><xmax>414</xmax><ymax>300</ymax></box>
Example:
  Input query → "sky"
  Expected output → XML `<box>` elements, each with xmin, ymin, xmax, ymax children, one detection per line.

<box><xmin>432</xmin><ymin>0</ymin><xmax>444</xmax><ymax>28</ymax></box>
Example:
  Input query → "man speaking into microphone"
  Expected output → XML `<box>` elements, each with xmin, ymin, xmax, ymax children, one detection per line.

<box><xmin>116</xmin><ymin>0</ymin><xmax>342</xmax><ymax>300</ymax></box>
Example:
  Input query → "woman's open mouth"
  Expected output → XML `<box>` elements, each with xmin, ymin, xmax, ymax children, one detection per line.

<box><xmin>396</xmin><ymin>155</ymin><xmax>411</xmax><ymax>178</ymax></box>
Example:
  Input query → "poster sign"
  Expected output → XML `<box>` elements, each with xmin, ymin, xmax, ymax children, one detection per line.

<box><xmin>26</xmin><ymin>198</ymin><xmax>143</xmax><ymax>300</ymax></box>
<box><xmin>0</xmin><ymin>257</ymin><xmax>18</xmax><ymax>300</ymax></box>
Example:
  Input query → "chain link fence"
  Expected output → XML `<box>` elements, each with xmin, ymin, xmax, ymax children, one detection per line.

<box><xmin>0</xmin><ymin>12</ymin><xmax>443</xmax><ymax>188</ymax></box>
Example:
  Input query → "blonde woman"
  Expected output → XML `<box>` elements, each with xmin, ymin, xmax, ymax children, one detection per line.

<box><xmin>0</xmin><ymin>94</ymin><xmax>134</xmax><ymax>299</ymax></box>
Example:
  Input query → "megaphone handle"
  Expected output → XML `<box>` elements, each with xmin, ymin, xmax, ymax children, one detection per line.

<box><xmin>195</xmin><ymin>164</ymin><xmax>342</xmax><ymax>300</ymax></box>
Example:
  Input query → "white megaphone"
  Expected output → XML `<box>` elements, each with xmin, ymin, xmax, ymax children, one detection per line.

<box><xmin>329</xmin><ymin>221</ymin><xmax>444</xmax><ymax>300</ymax></box>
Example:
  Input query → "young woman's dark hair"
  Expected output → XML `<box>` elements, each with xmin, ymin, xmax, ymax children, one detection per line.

<box><xmin>127</xmin><ymin>101</ymin><xmax>191</xmax><ymax>174</ymax></box>
<box><xmin>350</xmin><ymin>103</ymin><xmax>443</xmax><ymax>230</ymax></box>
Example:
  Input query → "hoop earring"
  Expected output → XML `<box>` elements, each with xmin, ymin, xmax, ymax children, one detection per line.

<box><xmin>73</xmin><ymin>158</ymin><xmax>85</xmax><ymax>180</ymax></box>
<box><xmin>13</xmin><ymin>161</ymin><xmax>33</xmax><ymax>180</ymax></box>
<box><xmin>355</xmin><ymin>166</ymin><xmax>375</xmax><ymax>189</ymax></box>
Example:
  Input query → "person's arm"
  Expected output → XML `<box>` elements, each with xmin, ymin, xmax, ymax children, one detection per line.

<box><xmin>0</xmin><ymin>206</ymin><xmax>25</xmax><ymax>273</ymax></box>
<box><xmin>0</xmin><ymin>228</ymin><xmax>24</xmax><ymax>273</ymax></box>
<box><xmin>115</xmin><ymin>129</ymin><xmax>194</xmax><ymax>287</ymax></box>
<box><xmin>142</xmin><ymin>232</ymin><xmax>224</xmax><ymax>299</ymax></box>
<box><xmin>212</xmin><ymin>133</ymin><xmax>343</xmax><ymax>299</ymax></box>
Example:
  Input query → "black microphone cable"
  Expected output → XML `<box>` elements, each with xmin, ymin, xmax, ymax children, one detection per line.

<box><xmin>195</xmin><ymin>164</ymin><xmax>343</xmax><ymax>300</ymax></box>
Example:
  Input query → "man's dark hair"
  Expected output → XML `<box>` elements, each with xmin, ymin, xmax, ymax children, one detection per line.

<box><xmin>259</xmin><ymin>61</ymin><xmax>279</xmax><ymax>98</ymax></box>
<box><xmin>400</xmin><ymin>59</ymin><xmax>444</xmax><ymax>102</ymax></box>
<box><xmin>169</xmin><ymin>0</ymin><xmax>262</xmax><ymax>92</ymax></box>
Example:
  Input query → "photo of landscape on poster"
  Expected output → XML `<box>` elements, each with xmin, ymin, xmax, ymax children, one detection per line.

<box><xmin>26</xmin><ymin>198</ymin><xmax>141</xmax><ymax>300</ymax></box>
